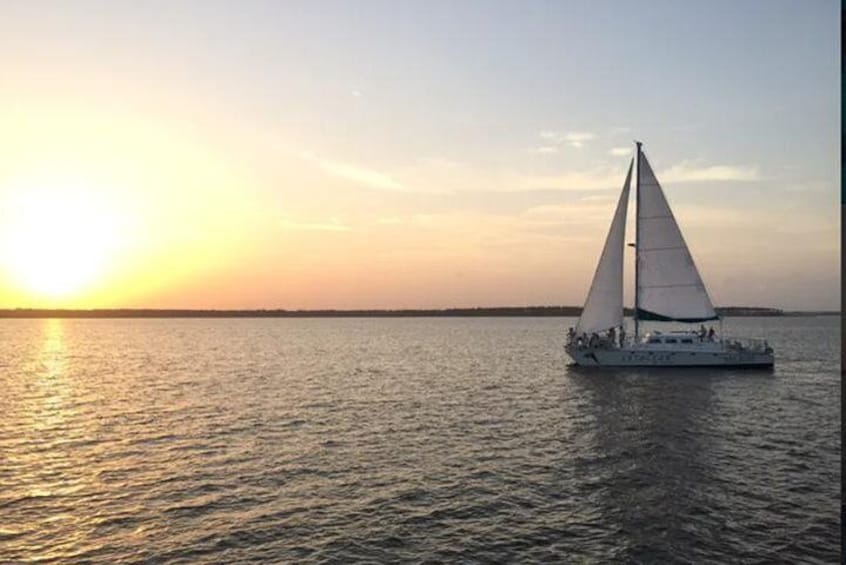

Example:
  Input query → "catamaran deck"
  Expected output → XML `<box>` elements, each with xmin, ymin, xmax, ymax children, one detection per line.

<box><xmin>566</xmin><ymin>331</ymin><xmax>774</xmax><ymax>368</ymax></box>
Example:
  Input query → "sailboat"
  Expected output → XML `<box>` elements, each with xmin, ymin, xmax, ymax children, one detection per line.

<box><xmin>565</xmin><ymin>142</ymin><xmax>774</xmax><ymax>368</ymax></box>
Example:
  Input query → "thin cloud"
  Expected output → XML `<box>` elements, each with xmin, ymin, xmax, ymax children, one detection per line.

<box><xmin>533</xmin><ymin>146</ymin><xmax>559</xmax><ymax>155</ymax></box>
<box><xmin>519</xmin><ymin>167</ymin><xmax>624</xmax><ymax>191</ymax></box>
<box><xmin>783</xmin><ymin>180</ymin><xmax>832</xmax><ymax>193</ymax></box>
<box><xmin>521</xmin><ymin>203</ymin><xmax>611</xmax><ymax>225</ymax></box>
<box><xmin>536</xmin><ymin>130</ymin><xmax>596</xmax><ymax>149</ymax></box>
<box><xmin>514</xmin><ymin>201</ymin><xmax>625</xmax><ymax>242</ymax></box>
<box><xmin>563</xmin><ymin>131</ymin><xmax>595</xmax><ymax>148</ymax></box>
<box><xmin>513</xmin><ymin>158</ymin><xmax>760</xmax><ymax>192</ymax></box>
<box><xmin>609</xmin><ymin>147</ymin><xmax>631</xmax><ymax>156</ymax></box>
<box><xmin>661</xmin><ymin>161</ymin><xmax>761</xmax><ymax>182</ymax></box>
<box><xmin>301</xmin><ymin>152</ymin><xmax>404</xmax><ymax>191</ymax></box>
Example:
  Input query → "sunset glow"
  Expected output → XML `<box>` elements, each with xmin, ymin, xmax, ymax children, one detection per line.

<box><xmin>1</xmin><ymin>182</ymin><xmax>125</xmax><ymax>298</ymax></box>
<box><xmin>0</xmin><ymin>1</ymin><xmax>838</xmax><ymax>311</ymax></box>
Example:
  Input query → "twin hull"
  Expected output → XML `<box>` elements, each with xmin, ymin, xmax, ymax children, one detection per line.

<box><xmin>566</xmin><ymin>346</ymin><xmax>774</xmax><ymax>368</ymax></box>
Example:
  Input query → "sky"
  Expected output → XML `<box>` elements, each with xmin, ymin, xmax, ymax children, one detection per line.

<box><xmin>0</xmin><ymin>0</ymin><xmax>839</xmax><ymax>310</ymax></box>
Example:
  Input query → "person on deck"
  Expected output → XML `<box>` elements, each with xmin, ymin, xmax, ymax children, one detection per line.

<box><xmin>708</xmin><ymin>327</ymin><xmax>715</xmax><ymax>341</ymax></box>
<box><xmin>608</xmin><ymin>327</ymin><xmax>616</xmax><ymax>347</ymax></box>
<box><xmin>619</xmin><ymin>327</ymin><xmax>626</xmax><ymax>347</ymax></box>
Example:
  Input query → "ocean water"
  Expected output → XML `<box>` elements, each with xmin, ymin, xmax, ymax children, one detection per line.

<box><xmin>0</xmin><ymin>316</ymin><xmax>839</xmax><ymax>563</ymax></box>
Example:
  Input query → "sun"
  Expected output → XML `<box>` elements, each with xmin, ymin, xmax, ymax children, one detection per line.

<box><xmin>1</xmin><ymin>184</ymin><xmax>123</xmax><ymax>299</ymax></box>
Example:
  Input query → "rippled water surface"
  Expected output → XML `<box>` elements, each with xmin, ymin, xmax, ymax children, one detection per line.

<box><xmin>0</xmin><ymin>316</ymin><xmax>840</xmax><ymax>563</ymax></box>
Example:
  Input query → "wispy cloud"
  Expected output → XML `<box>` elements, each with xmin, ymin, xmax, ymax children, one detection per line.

<box><xmin>309</xmin><ymin>150</ymin><xmax>762</xmax><ymax>198</ymax></box>
<box><xmin>782</xmin><ymin>180</ymin><xmax>833</xmax><ymax>193</ymax></box>
<box><xmin>520</xmin><ymin>203</ymin><xmax>612</xmax><ymax>226</ymax></box>
<box><xmin>281</xmin><ymin>217</ymin><xmax>351</xmax><ymax>232</ymax></box>
<box><xmin>536</xmin><ymin>130</ymin><xmax>596</xmax><ymax>149</ymax></box>
<box><xmin>395</xmin><ymin>157</ymin><xmax>489</xmax><ymax>195</ymax></box>
<box><xmin>514</xmin><ymin>158</ymin><xmax>760</xmax><ymax>192</ymax></box>
<box><xmin>351</xmin><ymin>89</ymin><xmax>363</xmax><ymax>98</ymax></box>
<box><xmin>377</xmin><ymin>216</ymin><xmax>403</xmax><ymax>225</ymax></box>
<box><xmin>401</xmin><ymin>158</ymin><xmax>626</xmax><ymax>193</ymax></box>
<box><xmin>563</xmin><ymin>131</ymin><xmax>595</xmax><ymax>148</ymax></box>
<box><xmin>533</xmin><ymin>146</ymin><xmax>559</xmax><ymax>155</ymax></box>
<box><xmin>302</xmin><ymin>152</ymin><xmax>404</xmax><ymax>191</ymax></box>
<box><xmin>660</xmin><ymin>161</ymin><xmax>761</xmax><ymax>182</ymax></box>
<box><xmin>518</xmin><ymin>166</ymin><xmax>624</xmax><ymax>191</ymax></box>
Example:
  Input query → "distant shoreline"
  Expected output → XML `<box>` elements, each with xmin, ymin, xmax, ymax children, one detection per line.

<box><xmin>0</xmin><ymin>307</ymin><xmax>837</xmax><ymax>319</ymax></box>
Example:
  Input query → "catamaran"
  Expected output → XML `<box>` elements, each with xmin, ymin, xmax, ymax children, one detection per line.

<box><xmin>565</xmin><ymin>142</ymin><xmax>774</xmax><ymax>368</ymax></box>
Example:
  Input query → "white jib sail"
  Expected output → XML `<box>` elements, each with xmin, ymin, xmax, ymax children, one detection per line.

<box><xmin>636</xmin><ymin>151</ymin><xmax>717</xmax><ymax>322</ymax></box>
<box><xmin>575</xmin><ymin>159</ymin><xmax>632</xmax><ymax>335</ymax></box>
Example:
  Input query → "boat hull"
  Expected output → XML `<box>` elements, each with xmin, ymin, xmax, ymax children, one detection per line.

<box><xmin>565</xmin><ymin>345</ymin><xmax>774</xmax><ymax>368</ymax></box>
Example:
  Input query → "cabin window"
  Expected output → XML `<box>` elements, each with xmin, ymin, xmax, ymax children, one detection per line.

<box><xmin>665</xmin><ymin>338</ymin><xmax>677</xmax><ymax>343</ymax></box>
<box><xmin>648</xmin><ymin>338</ymin><xmax>661</xmax><ymax>344</ymax></box>
<box><xmin>681</xmin><ymin>339</ymin><xmax>693</xmax><ymax>344</ymax></box>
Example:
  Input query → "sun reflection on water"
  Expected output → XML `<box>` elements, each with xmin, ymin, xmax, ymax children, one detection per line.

<box><xmin>8</xmin><ymin>319</ymin><xmax>103</xmax><ymax>561</ymax></box>
<box><xmin>32</xmin><ymin>319</ymin><xmax>71</xmax><ymax>432</ymax></box>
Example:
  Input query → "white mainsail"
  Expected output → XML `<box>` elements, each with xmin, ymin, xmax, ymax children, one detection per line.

<box><xmin>575</xmin><ymin>159</ymin><xmax>633</xmax><ymax>334</ymax></box>
<box><xmin>636</xmin><ymin>151</ymin><xmax>717</xmax><ymax>322</ymax></box>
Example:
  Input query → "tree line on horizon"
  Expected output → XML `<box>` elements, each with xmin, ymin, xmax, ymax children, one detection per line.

<box><xmin>0</xmin><ymin>306</ymin><xmax>830</xmax><ymax>318</ymax></box>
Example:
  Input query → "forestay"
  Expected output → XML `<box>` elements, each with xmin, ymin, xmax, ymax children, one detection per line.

<box><xmin>575</xmin><ymin>159</ymin><xmax>632</xmax><ymax>334</ymax></box>
<box><xmin>636</xmin><ymin>152</ymin><xmax>717</xmax><ymax>322</ymax></box>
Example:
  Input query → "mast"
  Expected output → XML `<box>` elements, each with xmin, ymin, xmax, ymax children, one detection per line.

<box><xmin>634</xmin><ymin>140</ymin><xmax>642</xmax><ymax>340</ymax></box>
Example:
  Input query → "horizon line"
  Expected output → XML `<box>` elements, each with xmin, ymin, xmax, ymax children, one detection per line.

<box><xmin>0</xmin><ymin>306</ymin><xmax>837</xmax><ymax>319</ymax></box>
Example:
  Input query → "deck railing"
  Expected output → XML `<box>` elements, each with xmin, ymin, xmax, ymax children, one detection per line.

<box><xmin>565</xmin><ymin>331</ymin><xmax>772</xmax><ymax>354</ymax></box>
<box><xmin>720</xmin><ymin>336</ymin><xmax>773</xmax><ymax>353</ymax></box>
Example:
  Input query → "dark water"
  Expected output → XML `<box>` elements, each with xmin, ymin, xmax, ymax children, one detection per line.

<box><xmin>0</xmin><ymin>316</ymin><xmax>839</xmax><ymax>563</ymax></box>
